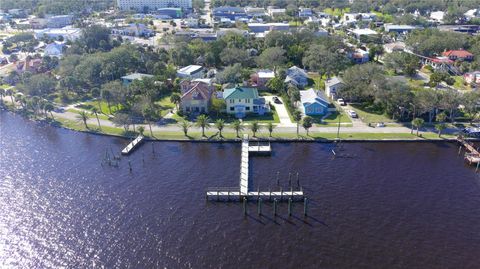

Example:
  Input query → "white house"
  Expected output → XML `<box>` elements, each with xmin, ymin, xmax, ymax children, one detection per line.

<box><xmin>324</xmin><ymin>77</ymin><xmax>344</xmax><ymax>99</ymax></box>
<box><xmin>44</xmin><ymin>42</ymin><xmax>65</xmax><ymax>57</ymax></box>
<box><xmin>430</xmin><ymin>11</ymin><xmax>445</xmax><ymax>23</ymax></box>
<box><xmin>177</xmin><ymin>65</ymin><xmax>204</xmax><ymax>79</ymax></box>
<box><xmin>285</xmin><ymin>66</ymin><xmax>309</xmax><ymax>87</ymax></box>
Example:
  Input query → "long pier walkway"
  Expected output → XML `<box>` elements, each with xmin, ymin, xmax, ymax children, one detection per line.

<box><xmin>207</xmin><ymin>134</ymin><xmax>304</xmax><ymax>201</ymax></box>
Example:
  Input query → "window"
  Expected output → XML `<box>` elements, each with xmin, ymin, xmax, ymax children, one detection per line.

<box><xmin>246</xmin><ymin>106</ymin><xmax>250</xmax><ymax>111</ymax></box>
<box><xmin>229</xmin><ymin>99</ymin><xmax>234</xmax><ymax>104</ymax></box>
<box><xmin>230</xmin><ymin>107</ymin><xmax>234</xmax><ymax>111</ymax></box>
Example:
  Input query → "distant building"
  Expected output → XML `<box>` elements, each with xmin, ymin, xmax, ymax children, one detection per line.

<box><xmin>430</xmin><ymin>11</ymin><xmax>445</xmax><ymax>23</ymax></box>
<box><xmin>342</xmin><ymin>12</ymin><xmax>377</xmax><ymax>24</ymax></box>
<box><xmin>47</xmin><ymin>15</ymin><xmax>73</xmax><ymax>28</ymax></box>
<box><xmin>157</xmin><ymin>8</ymin><xmax>183</xmax><ymax>18</ymax></box>
<box><xmin>121</xmin><ymin>73</ymin><xmax>154</xmax><ymax>86</ymax></box>
<box><xmin>116</xmin><ymin>0</ymin><xmax>192</xmax><ymax>11</ymax></box>
<box><xmin>285</xmin><ymin>66</ymin><xmax>309</xmax><ymax>87</ymax></box>
<box><xmin>349</xmin><ymin>49</ymin><xmax>369</xmax><ymax>64</ymax></box>
<box><xmin>223</xmin><ymin>86</ymin><xmax>269</xmax><ymax>118</ymax></box>
<box><xmin>179</xmin><ymin>80</ymin><xmax>214</xmax><ymax>114</ymax></box>
<box><xmin>464</xmin><ymin>71</ymin><xmax>480</xmax><ymax>84</ymax></box>
<box><xmin>111</xmin><ymin>23</ymin><xmax>154</xmax><ymax>37</ymax></box>
<box><xmin>247</xmin><ymin>22</ymin><xmax>289</xmax><ymax>33</ymax></box>
<box><xmin>250</xmin><ymin>69</ymin><xmax>275</xmax><ymax>89</ymax></box>
<box><xmin>299</xmin><ymin>88</ymin><xmax>331</xmax><ymax>116</ymax></box>
<box><xmin>177</xmin><ymin>65</ymin><xmax>204</xmax><ymax>79</ymax></box>
<box><xmin>384</xmin><ymin>24</ymin><xmax>418</xmax><ymax>34</ymax></box>
<box><xmin>212</xmin><ymin>6</ymin><xmax>246</xmax><ymax>20</ymax></box>
<box><xmin>34</xmin><ymin>27</ymin><xmax>81</xmax><ymax>41</ymax></box>
<box><xmin>44</xmin><ymin>42</ymin><xmax>65</xmax><ymax>57</ymax></box>
<box><xmin>245</xmin><ymin>7</ymin><xmax>265</xmax><ymax>17</ymax></box>
<box><xmin>298</xmin><ymin>8</ymin><xmax>313</xmax><ymax>18</ymax></box>
<box><xmin>29</xmin><ymin>17</ymin><xmax>48</xmax><ymax>29</ymax></box>
<box><xmin>16</xmin><ymin>58</ymin><xmax>43</xmax><ymax>74</ymax></box>
<box><xmin>348</xmin><ymin>28</ymin><xmax>378</xmax><ymax>39</ymax></box>
<box><xmin>442</xmin><ymin>49</ymin><xmax>474</xmax><ymax>62</ymax></box>
<box><xmin>267</xmin><ymin>6</ymin><xmax>286</xmax><ymax>17</ymax></box>
<box><xmin>324</xmin><ymin>77</ymin><xmax>344</xmax><ymax>99</ymax></box>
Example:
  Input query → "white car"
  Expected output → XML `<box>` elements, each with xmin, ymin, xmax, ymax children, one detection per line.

<box><xmin>347</xmin><ymin>110</ymin><xmax>358</xmax><ymax>118</ymax></box>
<box><xmin>336</xmin><ymin>98</ymin><xmax>346</xmax><ymax>106</ymax></box>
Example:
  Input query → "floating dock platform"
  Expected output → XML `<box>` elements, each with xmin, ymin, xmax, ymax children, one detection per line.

<box><xmin>121</xmin><ymin>135</ymin><xmax>144</xmax><ymax>155</ymax></box>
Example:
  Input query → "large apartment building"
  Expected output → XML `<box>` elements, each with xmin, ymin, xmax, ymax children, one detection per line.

<box><xmin>116</xmin><ymin>0</ymin><xmax>192</xmax><ymax>11</ymax></box>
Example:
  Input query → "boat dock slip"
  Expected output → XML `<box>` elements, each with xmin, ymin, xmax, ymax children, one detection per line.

<box><xmin>121</xmin><ymin>135</ymin><xmax>144</xmax><ymax>155</ymax></box>
<box><xmin>207</xmin><ymin>135</ymin><xmax>304</xmax><ymax>201</ymax></box>
<box><xmin>458</xmin><ymin>136</ymin><xmax>480</xmax><ymax>164</ymax></box>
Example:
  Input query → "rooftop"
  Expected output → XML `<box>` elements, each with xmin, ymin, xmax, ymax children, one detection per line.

<box><xmin>121</xmin><ymin>73</ymin><xmax>154</xmax><ymax>80</ymax></box>
<box><xmin>178</xmin><ymin>65</ymin><xmax>203</xmax><ymax>74</ymax></box>
<box><xmin>223</xmin><ymin>87</ymin><xmax>259</xmax><ymax>99</ymax></box>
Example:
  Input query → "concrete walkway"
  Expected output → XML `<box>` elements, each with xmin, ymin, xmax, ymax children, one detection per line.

<box><xmin>264</xmin><ymin>95</ymin><xmax>295</xmax><ymax>127</ymax></box>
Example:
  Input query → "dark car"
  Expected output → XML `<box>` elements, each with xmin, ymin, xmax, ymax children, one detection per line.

<box><xmin>462</xmin><ymin>127</ymin><xmax>480</xmax><ymax>138</ymax></box>
<box><xmin>273</xmin><ymin>97</ymin><xmax>282</xmax><ymax>104</ymax></box>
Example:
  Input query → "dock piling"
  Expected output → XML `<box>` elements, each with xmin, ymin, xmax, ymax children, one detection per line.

<box><xmin>273</xmin><ymin>198</ymin><xmax>277</xmax><ymax>216</ymax></box>
<box><xmin>303</xmin><ymin>197</ymin><xmax>308</xmax><ymax>217</ymax></box>
<box><xmin>288</xmin><ymin>198</ymin><xmax>292</xmax><ymax>216</ymax></box>
<box><xmin>258</xmin><ymin>198</ymin><xmax>262</xmax><ymax>216</ymax></box>
<box><xmin>243</xmin><ymin>197</ymin><xmax>247</xmax><ymax>216</ymax></box>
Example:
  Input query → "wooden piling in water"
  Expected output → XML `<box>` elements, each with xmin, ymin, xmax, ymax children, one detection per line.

<box><xmin>288</xmin><ymin>198</ymin><xmax>292</xmax><ymax>216</ymax></box>
<box><xmin>273</xmin><ymin>198</ymin><xmax>278</xmax><ymax>216</ymax></box>
<box><xmin>243</xmin><ymin>197</ymin><xmax>247</xmax><ymax>216</ymax></box>
<box><xmin>258</xmin><ymin>198</ymin><xmax>262</xmax><ymax>216</ymax></box>
<box><xmin>303</xmin><ymin>197</ymin><xmax>308</xmax><ymax>217</ymax></box>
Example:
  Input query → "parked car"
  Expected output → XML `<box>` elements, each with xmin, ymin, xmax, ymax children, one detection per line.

<box><xmin>376</xmin><ymin>122</ymin><xmax>385</xmax><ymax>127</ymax></box>
<box><xmin>462</xmin><ymin>127</ymin><xmax>480</xmax><ymax>137</ymax></box>
<box><xmin>273</xmin><ymin>96</ymin><xmax>282</xmax><ymax>104</ymax></box>
<box><xmin>337</xmin><ymin>98</ymin><xmax>346</xmax><ymax>106</ymax></box>
<box><xmin>347</xmin><ymin>110</ymin><xmax>358</xmax><ymax>118</ymax></box>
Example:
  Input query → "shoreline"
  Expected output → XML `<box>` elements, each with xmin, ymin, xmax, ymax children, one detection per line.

<box><xmin>3</xmin><ymin>109</ymin><xmax>465</xmax><ymax>144</ymax></box>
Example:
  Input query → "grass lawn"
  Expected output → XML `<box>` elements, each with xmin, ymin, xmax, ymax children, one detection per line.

<box><xmin>313</xmin><ymin>111</ymin><xmax>353</xmax><ymax>127</ymax></box>
<box><xmin>67</xmin><ymin>108</ymin><xmax>110</xmax><ymax>120</ymax></box>
<box><xmin>0</xmin><ymin>84</ymin><xmax>10</xmax><ymax>89</ymax></box>
<box><xmin>54</xmin><ymin>116</ymin><xmax>456</xmax><ymax>141</ymax></box>
<box><xmin>155</xmin><ymin>95</ymin><xmax>175</xmax><ymax>117</ymax></box>
<box><xmin>453</xmin><ymin>76</ymin><xmax>471</xmax><ymax>91</ymax></box>
<box><xmin>350</xmin><ymin>104</ymin><xmax>397</xmax><ymax>124</ymax></box>
<box><xmin>80</xmin><ymin>100</ymin><xmax>122</xmax><ymax>115</ymax></box>
<box><xmin>206</xmin><ymin>110</ymin><xmax>280</xmax><ymax>124</ymax></box>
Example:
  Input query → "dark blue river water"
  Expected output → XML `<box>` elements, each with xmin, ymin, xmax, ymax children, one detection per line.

<box><xmin>1</xmin><ymin>111</ymin><xmax>480</xmax><ymax>268</ymax></box>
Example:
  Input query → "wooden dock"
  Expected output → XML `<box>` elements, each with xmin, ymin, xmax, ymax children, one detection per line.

<box><xmin>207</xmin><ymin>135</ymin><xmax>304</xmax><ymax>201</ymax></box>
<box><xmin>458</xmin><ymin>136</ymin><xmax>480</xmax><ymax>164</ymax></box>
<box><xmin>121</xmin><ymin>135</ymin><xmax>144</xmax><ymax>155</ymax></box>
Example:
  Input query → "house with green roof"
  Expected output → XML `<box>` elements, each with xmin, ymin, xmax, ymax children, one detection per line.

<box><xmin>223</xmin><ymin>86</ymin><xmax>270</xmax><ymax>118</ymax></box>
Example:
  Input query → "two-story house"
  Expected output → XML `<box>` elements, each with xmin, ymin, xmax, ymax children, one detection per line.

<box><xmin>223</xmin><ymin>86</ymin><xmax>269</xmax><ymax>118</ymax></box>
<box><xmin>179</xmin><ymin>80</ymin><xmax>214</xmax><ymax>114</ymax></box>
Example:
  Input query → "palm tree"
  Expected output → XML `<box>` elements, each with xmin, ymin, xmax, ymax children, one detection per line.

<box><xmin>214</xmin><ymin>119</ymin><xmax>225</xmax><ymax>137</ymax></box>
<box><xmin>232</xmin><ymin>120</ymin><xmax>243</xmax><ymax>138</ymax></box>
<box><xmin>267</xmin><ymin>122</ymin><xmax>275</xmax><ymax>137</ymax></box>
<box><xmin>142</xmin><ymin>107</ymin><xmax>156</xmax><ymax>137</ymax></box>
<box><xmin>293</xmin><ymin>110</ymin><xmax>302</xmax><ymax>137</ymax></box>
<box><xmin>15</xmin><ymin>94</ymin><xmax>25</xmax><ymax>110</ymax></box>
<box><xmin>76</xmin><ymin>110</ymin><xmax>89</xmax><ymax>129</ymax></box>
<box><xmin>250</xmin><ymin>121</ymin><xmax>261</xmax><ymax>137</ymax></box>
<box><xmin>137</xmin><ymin>126</ymin><xmax>145</xmax><ymax>136</ymax></box>
<box><xmin>180</xmin><ymin>120</ymin><xmax>191</xmax><ymax>136</ymax></box>
<box><xmin>302</xmin><ymin>116</ymin><xmax>313</xmax><ymax>136</ymax></box>
<box><xmin>44</xmin><ymin>103</ymin><xmax>55</xmax><ymax>120</ymax></box>
<box><xmin>195</xmin><ymin>114</ymin><xmax>209</xmax><ymax>137</ymax></box>
<box><xmin>412</xmin><ymin>117</ymin><xmax>424</xmax><ymax>136</ymax></box>
<box><xmin>91</xmin><ymin>107</ymin><xmax>101</xmax><ymax>130</ymax></box>
<box><xmin>170</xmin><ymin>93</ymin><xmax>181</xmax><ymax>110</ymax></box>
<box><xmin>435</xmin><ymin>123</ymin><xmax>446</xmax><ymax>137</ymax></box>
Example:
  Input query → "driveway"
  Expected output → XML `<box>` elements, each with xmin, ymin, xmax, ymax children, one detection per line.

<box><xmin>264</xmin><ymin>95</ymin><xmax>295</xmax><ymax>127</ymax></box>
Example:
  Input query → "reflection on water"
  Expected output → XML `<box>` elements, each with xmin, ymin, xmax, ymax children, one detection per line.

<box><xmin>1</xmin><ymin>111</ymin><xmax>480</xmax><ymax>268</ymax></box>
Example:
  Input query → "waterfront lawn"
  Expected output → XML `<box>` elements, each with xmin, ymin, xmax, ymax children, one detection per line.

<box><xmin>312</xmin><ymin>112</ymin><xmax>353</xmax><ymax>127</ymax></box>
<box><xmin>350</xmin><ymin>104</ymin><xmax>397</xmax><ymax>124</ymax></box>
<box><xmin>154</xmin><ymin>96</ymin><xmax>176</xmax><ymax>117</ymax></box>
<box><xmin>207</xmin><ymin>110</ymin><xmax>280</xmax><ymax>124</ymax></box>
<box><xmin>80</xmin><ymin>101</ymin><xmax>123</xmax><ymax>115</ymax></box>
<box><xmin>67</xmin><ymin>108</ymin><xmax>110</xmax><ymax>120</ymax></box>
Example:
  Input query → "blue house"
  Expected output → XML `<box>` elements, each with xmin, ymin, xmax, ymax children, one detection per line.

<box><xmin>212</xmin><ymin>6</ymin><xmax>246</xmax><ymax>21</ymax></box>
<box><xmin>299</xmin><ymin>88</ymin><xmax>331</xmax><ymax>116</ymax></box>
